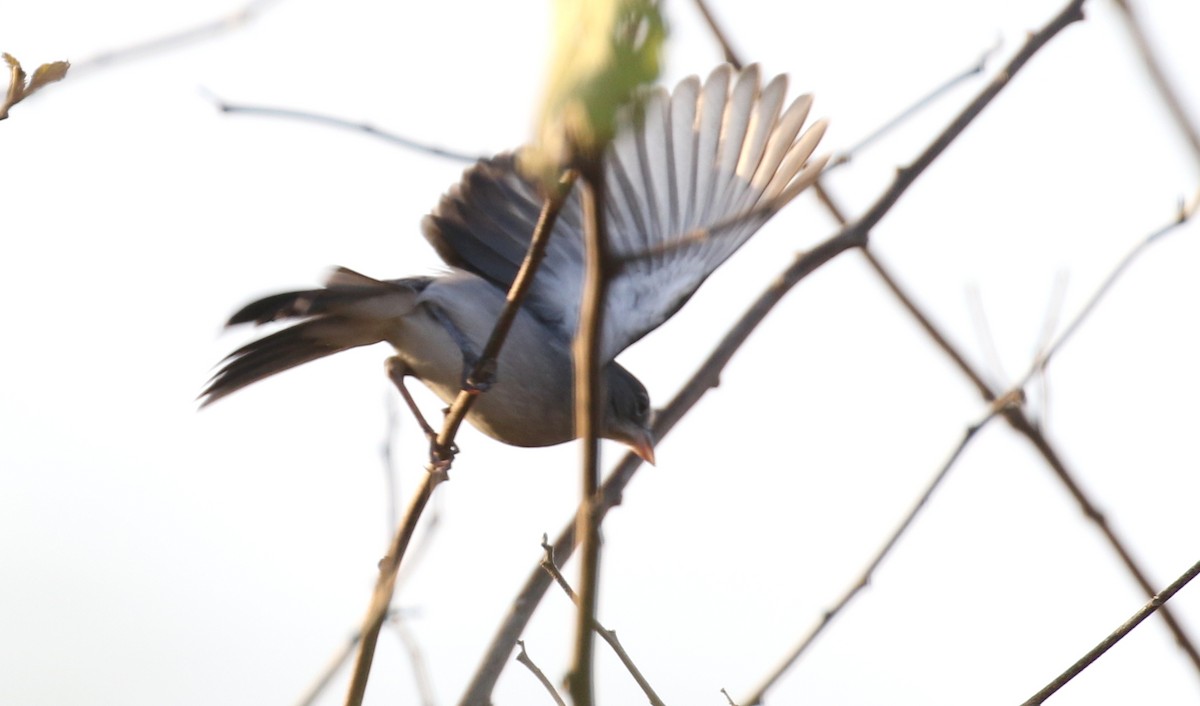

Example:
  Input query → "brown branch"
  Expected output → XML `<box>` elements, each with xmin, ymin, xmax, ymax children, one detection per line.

<box><xmin>516</xmin><ymin>640</ymin><xmax>568</xmax><ymax>706</ymax></box>
<box><xmin>691</xmin><ymin>0</ymin><xmax>743</xmax><ymax>68</ymax></box>
<box><xmin>853</xmin><ymin>0</ymin><xmax>1087</xmax><ymax>245</ymax></box>
<box><xmin>205</xmin><ymin>92</ymin><xmax>482</xmax><ymax>163</ymax></box>
<box><xmin>343</xmin><ymin>468</ymin><xmax>444</xmax><ymax>706</ymax></box>
<box><xmin>1004</xmin><ymin>410</ymin><xmax>1200</xmax><ymax>672</ymax></box>
<box><xmin>1111</xmin><ymin>0</ymin><xmax>1200</xmax><ymax>171</ymax></box>
<box><xmin>740</xmin><ymin>403</ymin><xmax>1014</xmax><ymax>705</ymax></box>
<box><xmin>1021</xmin><ymin>558</ymin><xmax>1200</xmax><ymax>705</ymax></box>
<box><xmin>459</xmin><ymin>219</ymin><xmax>870</xmax><ymax>706</ymax></box>
<box><xmin>568</xmin><ymin>161</ymin><xmax>610</xmax><ymax>706</ymax></box>
<box><xmin>542</xmin><ymin>538</ymin><xmax>667</xmax><ymax>706</ymax></box>
<box><xmin>1022</xmin><ymin>189</ymin><xmax>1200</xmax><ymax>384</ymax></box>
<box><xmin>295</xmin><ymin>630</ymin><xmax>361</xmax><ymax>706</ymax></box>
<box><xmin>858</xmin><ymin>199</ymin><xmax>1200</xmax><ymax>674</ymax></box>
<box><xmin>70</xmin><ymin>0</ymin><xmax>282</xmax><ymax>75</ymax></box>
<box><xmin>458</xmin><ymin>5</ymin><xmax>1086</xmax><ymax>701</ymax></box>
<box><xmin>343</xmin><ymin>174</ymin><xmax>575</xmax><ymax>705</ymax></box>
<box><xmin>826</xmin><ymin>38</ymin><xmax>1001</xmax><ymax>172</ymax></box>
<box><xmin>433</xmin><ymin>171</ymin><xmax>578</xmax><ymax>462</ymax></box>
<box><xmin>389</xmin><ymin>614</ymin><xmax>438</xmax><ymax>706</ymax></box>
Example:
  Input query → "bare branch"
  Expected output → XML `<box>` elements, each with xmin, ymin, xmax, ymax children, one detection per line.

<box><xmin>344</xmin><ymin>468</ymin><xmax>444</xmax><ymax>706</ymax></box>
<box><xmin>542</xmin><ymin>538</ymin><xmax>668</xmax><ymax>706</ymax></box>
<box><xmin>568</xmin><ymin>161</ymin><xmax>610</xmax><ymax>706</ymax></box>
<box><xmin>1021</xmin><ymin>558</ymin><xmax>1200</xmax><ymax>705</ymax></box>
<box><xmin>390</xmin><ymin>614</ymin><xmax>438</xmax><ymax>706</ymax></box>
<box><xmin>1022</xmin><ymin>189</ymin><xmax>1200</xmax><ymax>384</ymax></box>
<box><xmin>203</xmin><ymin>91</ymin><xmax>482</xmax><ymax>163</ymax></box>
<box><xmin>740</xmin><ymin>404</ymin><xmax>1012</xmax><ymax>705</ymax></box>
<box><xmin>690</xmin><ymin>0</ymin><xmax>743</xmax><ymax>68</ymax></box>
<box><xmin>516</xmin><ymin>641</ymin><xmax>568</xmax><ymax>706</ymax></box>
<box><xmin>294</xmin><ymin>630</ymin><xmax>361</xmax><ymax>706</ymax></box>
<box><xmin>856</xmin><ymin>200</ymin><xmax>1200</xmax><ymax>675</ymax></box>
<box><xmin>70</xmin><ymin>0</ymin><xmax>282</xmax><ymax>75</ymax></box>
<box><xmin>431</xmin><ymin>171</ymin><xmax>577</xmax><ymax>464</ymax></box>
<box><xmin>826</xmin><ymin>37</ymin><xmax>1001</xmax><ymax>172</ymax></box>
<box><xmin>1111</xmin><ymin>0</ymin><xmax>1200</xmax><ymax>171</ymax></box>
<box><xmin>459</xmin><ymin>4</ymin><xmax>1087</xmax><ymax>700</ymax></box>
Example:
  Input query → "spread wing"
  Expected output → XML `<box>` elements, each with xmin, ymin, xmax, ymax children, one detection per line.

<box><xmin>423</xmin><ymin>63</ymin><xmax>828</xmax><ymax>362</ymax></box>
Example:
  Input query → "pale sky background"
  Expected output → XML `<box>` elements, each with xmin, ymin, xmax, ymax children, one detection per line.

<box><xmin>3</xmin><ymin>1</ymin><xmax>1200</xmax><ymax>705</ymax></box>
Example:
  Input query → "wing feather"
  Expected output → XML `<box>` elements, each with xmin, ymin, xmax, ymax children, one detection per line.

<box><xmin>422</xmin><ymin>64</ymin><xmax>827</xmax><ymax>361</ymax></box>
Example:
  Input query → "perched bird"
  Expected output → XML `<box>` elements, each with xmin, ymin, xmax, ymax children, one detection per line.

<box><xmin>201</xmin><ymin>64</ymin><xmax>827</xmax><ymax>463</ymax></box>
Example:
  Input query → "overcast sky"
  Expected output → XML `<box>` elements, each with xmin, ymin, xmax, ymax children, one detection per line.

<box><xmin>4</xmin><ymin>1</ymin><xmax>1200</xmax><ymax>705</ymax></box>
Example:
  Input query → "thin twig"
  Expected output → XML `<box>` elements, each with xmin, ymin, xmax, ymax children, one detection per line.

<box><xmin>381</xmin><ymin>395</ymin><xmax>401</xmax><ymax>538</ymax></box>
<box><xmin>390</xmin><ymin>613</ymin><xmax>438</xmax><ymax>706</ymax></box>
<box><xmin>857</xmin><ymin>200</ymin><xmax>1200</xmax><ymax>675</ymax></box>
<box><xmin>740</xmin><ymin>403</ymin><xmax>1014</xmax><ymax>705</ymax></box>
<box><xmin>721</xmin><ymin>688</ymin><xmax>740</xmax><ymax>706</ymax></box>
<box><xmin>344</xmin><ymin>175</ymin><xmax>576</xmax><ymax>705</ymax></box>
<box><xmin>854</xmin><ymin>193</ymin><xmax>1200</xmax><ymax>678</ymax></box>
<box><xmin>433</xmin><ymin>171</ymin><xmax>578</xmax><ymax>462</ymax></box>
<box><xmin>568</xmin><ymin>161</ymin><xmax>610</xmax><ymax>706</ymax></box>
<box><xmin>295</xmin><ymin>630</ymin><xmax>362</xmax><ymax>706</ymax></box>
<box><xmin>458</xmin><ymin>4</ymin><xmax>1085</xmax><ymax>701</ymax></box>
<box><xmin>70</xmin><ymin>0</ymin><xmax>282</xmax><ymax>75</ymax></box>
<box><xmin>826</xmin><ymin>37</ymin><xmax>1002</xmax><ymax>172</ymax></box>
<box><xmin>516</xmin><ymin>641</ymin><xmax>568</xmax><ymax>706</ymax></box>
<box><xmin>1021</xmin><ymin>558</ymin><xmax>1200</xmax><ymax>705</ymax></box>
<box><xmin>1021</xmin><ymin>190</ymin><xmax>1200</xmax><ymax>385</ymax></box>
<box><xmin>458</xmin><ymin>227</ymin><xmax>848</xmax><ymax>706</ymax></box>
<box><xmin>691</xmin><ymin>0</ymin><xmax>743</xmax><ymax>68</ymax></box>
<box><xmin>344</xmin><ymin>469</ymin><xmax>444</xmax><ymax>706</ymax></box>
<box><xmin>204</xmin><ymin>92</ymin><xmax>482</xmax><ymax>163</ymax></box>
<box><xmin>965</xmin><ymin>283</ymin><xmax>1011</xmax><ymax>390</ymax></box>
<box><xmin>1111</xmin><ymin>0</ymin><xmax>1200</xmax><ymax>171</ymax></box>
<box><xmin>542</xmin><ymin>538</ymin><xmax>668</xmax><ymax>706</ymax></box>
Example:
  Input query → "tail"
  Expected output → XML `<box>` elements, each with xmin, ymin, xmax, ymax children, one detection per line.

<box><xmin>200</xmin><ymin>267</ymin><xmax>426</xmax><ymax>407</ymax></box>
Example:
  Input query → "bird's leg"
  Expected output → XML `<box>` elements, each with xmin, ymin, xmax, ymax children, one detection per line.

<box><xmin>384</xmin><ymin>356</ymin><xmax>457</xmax><ymax>464</ymax></box>
<box><xmin>428</xmin><ymin>305</ymin><xmax>495</xmax><ymax>393</ymax></box>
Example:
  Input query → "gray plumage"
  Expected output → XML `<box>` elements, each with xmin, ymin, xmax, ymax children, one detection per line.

<box><xmin>202</xmin><ymin>64</ymin><xmax>827</xmax><ymax>461</ymax></box>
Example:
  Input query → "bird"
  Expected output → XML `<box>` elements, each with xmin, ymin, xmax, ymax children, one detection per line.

<box><xmin>201</xmin><ymin>64</ymin><xmax>827</xmax><ymax>464</ymax></box>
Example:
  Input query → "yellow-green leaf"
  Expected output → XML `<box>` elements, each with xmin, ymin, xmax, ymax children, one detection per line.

<box><xmin>524</xmin><ymin>0</ymin><xmax>666</xmax><ymax>186</ymax></box>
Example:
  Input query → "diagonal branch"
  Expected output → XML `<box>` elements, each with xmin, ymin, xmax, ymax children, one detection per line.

<box><xmin>542</xmin><ymin>538</ymin><xmax>667</xmax><ymax>706</ymax></box>
<box><xmin>854</xmin><ymin>194</ymin><xmax>1200</xmax><ymax>675</ymax></box>
<box><xmin>71</xmin><ymin>0</ymin><xmax>283</xmax><ymax>75</ymax></box>
<box><xmin>516</xmin><ymin>640</ymin><xmax>568</xmax><ymax>706</ymax></box>
<box><xmin>1021</xmin><ymin>558</ymin><xmax>1200</xmax><ymax>705</ymax></box>
<box><xmin>741</xmin><ymin>398</ymin><xmax>1019</xmax><ymax>705</ymax></box>
<box><xmin>204</xmin><ymin>92</ymin><xmax>482</xmax><ymax>163</ymax></box>
<box><xmin>432</xmin><ymin>171</ymin><xmax>579</xmax><ymax>462</ymax></box>
<box><xmin>343</xmin><ymin>176</ymin><xmax>575</xmax><ymax>706</ymax></box>
<box><xmin>826</xmin><ymin>38</ymin><xmax>1001</xmax><ymax>172</ymax></box>
<box><xmin>690</xmin><ymin>0</ymin><xmax>743</xmax><ymax>68</ymax></box>
<box><xmin>458</xmin><ymin>3</ymin><xmax>1089</xmax><ymax>703</ymax></box>
<box><xmin>1111</xmin><ymin>0</ymin><xmax>1200</xmax><ymax>172</ymax></box>
<box><xmin>1021</xmin><ymin>189</ymin><xmax>1200</xmax><ymax>385</ymax></box>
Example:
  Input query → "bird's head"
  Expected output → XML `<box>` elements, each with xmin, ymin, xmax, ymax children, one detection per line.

<box><xmin>602</xmin><ymin>363</ymin><xmax>656</xmax><ymax>465</ymax></box>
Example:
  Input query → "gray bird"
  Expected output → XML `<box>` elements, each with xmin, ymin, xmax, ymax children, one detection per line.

<box><xmin>201</xmin><ymin>64</ymin><xmax>827</xmax><ymax>463</ymax></box>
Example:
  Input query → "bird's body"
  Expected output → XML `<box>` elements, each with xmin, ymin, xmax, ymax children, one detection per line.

<box><xmin>203</xmin><ymin>64</ymin><xmax>827</xmax><ymax>461</ymax></box>
<box><xmin>387</xmin><ymin>270</ymin><xmax>578</xmax><ymax>447</ymax></box>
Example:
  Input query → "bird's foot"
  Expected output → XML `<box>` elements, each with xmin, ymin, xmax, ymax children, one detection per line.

<box><xmin>462</xmin><ymin>354</ymin><xmax>497</xmax><ymax>394</ymax></box>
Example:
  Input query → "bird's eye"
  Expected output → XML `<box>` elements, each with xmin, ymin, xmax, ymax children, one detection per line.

<box><xmin>636</xmin><ymin>391</ymin><xmax>650</xmax><ymax>418</ymax></box>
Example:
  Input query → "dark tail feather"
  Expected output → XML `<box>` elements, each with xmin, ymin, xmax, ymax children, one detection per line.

<box><xmin>201</xmin><ymin>273</ymin><xmax>423</xmax><ymax>407</ymax></box>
